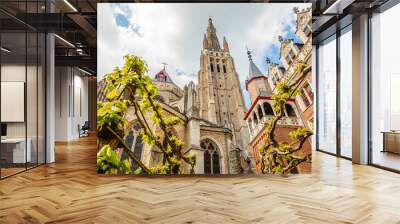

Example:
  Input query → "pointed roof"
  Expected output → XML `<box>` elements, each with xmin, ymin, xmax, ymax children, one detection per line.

<box><xmin>154</xmin><ymin>65</ymin><xmax>173</xmax><ymax>83</ymax></box>
<box><xmin>223</xmin><ymin>36</ymin><xmax>229</xmax><ymax>52</ymax></box>
<box><xmin>205</xmin><ymin>18</ymin><xmax>221</xmax><ymax>51</ymax></box>
<box><xmin>247</xmin><ymin>49</ymin><xmax>264</xmax><ymax>79</ymax></box>
<box><xmin>208</xmin><ymin>17</ymin><xmax>216</xmax><ymax>30</ymax></box>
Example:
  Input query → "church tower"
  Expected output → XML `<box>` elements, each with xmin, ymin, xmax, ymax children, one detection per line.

<box><xmin>245</xmin><ymin>49</ymin><xmax>272</xmax><ymax>104</ymax></box>
<box><xmin>198</xmin><ymin>18</ymin><xmax>249</xmax><ymax>151</ymax></box>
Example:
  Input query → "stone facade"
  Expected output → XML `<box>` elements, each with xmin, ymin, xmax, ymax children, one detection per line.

<box><xmin>98</xmin><ymin>10</ymin><xmax>312</xmax><ymax>175</ymax></box>
<box><xmin>99</xmin><ymin>18</ymin><xmax>252</xmax><ymax>175</ymax></box>
<box><xmin>244</xmin><ymin>7</ymin><xmax>313</xmax><ymax>174</ymax></box>
<box><xmin>292</xmin><ymin>7</ymin><xmax>314</xmax><ymax>132</ymax></box>
<box><xmin>198</xmin><ymin>18</ymin><xmax>250</xmax><ymax>153</ymax></box>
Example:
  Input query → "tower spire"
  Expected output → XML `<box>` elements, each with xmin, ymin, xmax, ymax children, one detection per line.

<box><xmin>208</xmin><ymin>17</ymin><xmax>214</xmax><ymax>29</ymax></box>
<box><xmin>203</xmin><ymin>34</ymin><xmax>208</xmax><ymax>49</ymax></box>
<box><xmin>205</xmin><ymin>17</ymin><xmax>221</xmax><ymax>51</ymax></box>
<box><xmin>246</xmin><ymin>47</ymin><xmax>264</xmax><ymax>79</ymax></box>
<box><xmin>223</xmin><ymin>36</ymin><xmax>229</xmax><ymax>52</ymax></box>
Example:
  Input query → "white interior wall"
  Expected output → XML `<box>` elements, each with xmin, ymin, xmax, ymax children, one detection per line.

<box><xmin>55</xmin><ymin>66</ymin><xmax>69</xmax><ymax>141</ymax></box>
<box><xmin>1</xmin><ymin>63</ymin><xmax>46</xmax><ymax>164</ymax></box>
<box><xmin>55</xmin><ymin>67</ymin><xmax>89</xmax><ymax>141</ymax></box>
<box><xmin>1</xmin><ymin>65</ymin><xmax>29</xmax><ymax>138</ymax></box>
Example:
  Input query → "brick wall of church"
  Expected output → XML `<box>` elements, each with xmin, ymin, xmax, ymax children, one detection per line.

<box><xmin>250</xmin><ymin>125</ymin><xmax>312</xmax><ymax>174</ymax></box>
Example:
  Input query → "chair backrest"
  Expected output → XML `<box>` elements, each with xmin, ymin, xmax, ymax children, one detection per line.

<box><xmin>82</xmin><ymin>121</ymin><xmax>90</xmax><ymax>129</ymax></box>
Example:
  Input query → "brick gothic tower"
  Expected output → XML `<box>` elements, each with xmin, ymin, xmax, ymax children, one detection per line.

<box><xmin>198</xmin><ymin>18</ymin><xmax>250</xmax><ymax>151</ymax></box>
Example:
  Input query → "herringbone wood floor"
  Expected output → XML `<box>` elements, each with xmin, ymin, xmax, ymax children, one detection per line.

<box><xmin>1</xmin><ymin>136</ymin><xmax>400</xmax><ymax>224</ymax></box>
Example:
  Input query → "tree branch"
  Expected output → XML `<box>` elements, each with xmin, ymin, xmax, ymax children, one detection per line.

<box><xmin>261</xmin><ymin>64</ymin><xmax>312</xmax><ymax>175</ymax></box>
<box><xmin>130</xmin><ymin>94</ymin><xmax>174</xmax><ymax>168</ymax></box>
<box><xmin>139</xmin><ymin>77</ymin><xmax>194</xmax><ymax>173</ymax></box>
<box><xmin>282</xmin><ymin>154</ymin><xmax>312</xmax><ymax>175</ymax></box>
<box><xmin>272</xmin><ymin>132</ymin><xmax>312</xmax><ymax>155</ymax></box>
<box><xmin>106</xmin><ymin>125</ymin><xmax>151</xmax><ymax>174</ymax></box>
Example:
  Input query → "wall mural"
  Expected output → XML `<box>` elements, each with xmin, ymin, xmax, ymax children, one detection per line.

<box><xmin>97</xmin><ymin>3</ymin><xmax>313</xmax><ymax>175</ymax></box>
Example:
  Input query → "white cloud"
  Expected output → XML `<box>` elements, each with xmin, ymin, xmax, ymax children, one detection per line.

<box><xmin>98</xmin><ymin>3</ymin><xmax>310</xmax><ymax>107</ymax></box>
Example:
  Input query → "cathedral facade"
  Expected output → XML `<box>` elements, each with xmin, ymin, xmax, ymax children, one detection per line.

<box><xmin>98</xmin><ymin>18</ymin><xmax>252</xmax><ymax>174</ymax></box>
<box><xmin>98</xmin><ymin>9</ymin><xmax>312</xmax><ymax>175</ymax></box>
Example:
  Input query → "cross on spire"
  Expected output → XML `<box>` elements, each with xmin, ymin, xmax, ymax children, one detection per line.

<box><xmin>246</xmin><ymin>46</ymin><xmax>264</xmax><ymax>79</ymax></box>
<box><xmin>246</xmin><ymin>46</ymin><xmax>252</xmax><ymax>61</ymax></box>
<box><xmin>162</xmin><ymin>62</ymin><xmax>168</xmax><ymax>70</ymax></box>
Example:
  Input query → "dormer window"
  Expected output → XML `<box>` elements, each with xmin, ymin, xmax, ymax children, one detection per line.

<box><xmin>289</xmin><ymin>49</ymin><xmax>295</xmax><ymax>58</ymax></box>
<box><xmin>285</xmin><ymin>55</ymin><xmax>292</xmax><ymax>65</ymax></box>
<box><xmin>286</xmin><ymin>49</ymin><xmax>296</xmax><ymax>64</ymax></box>
<box><xmin>304</xmin><ymin>82</ymin><xmax>313</xmax><ymax>99</ymax></box>
<box><xmin>300</xmin><ymin>89</ymin><xmax>311</xmax><ymax>108</ymax></box>
<box><xmin>272</xmin><ymin>76</ymin><xmax>276</xmax><ymax>85</ymax></box>
<box><xmin>303</xmin><ymin>24</ymin><xmax>311</xmax><ymax>36</ymax></box>
<box><xmin>277</xmin><ymin>70</ymin><xmax>282</xmax><ymax>79</ymax></box>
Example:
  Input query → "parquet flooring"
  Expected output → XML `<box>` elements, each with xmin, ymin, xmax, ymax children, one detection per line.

<box><xmin>0</xmin><ymin>167</ymin><xmax>26</xmax><ymax>178</ymax></box>
<box><xmin>1</xmin><ymin>136</ymin><xmax>400</xmax><ymax>223</ymax></box>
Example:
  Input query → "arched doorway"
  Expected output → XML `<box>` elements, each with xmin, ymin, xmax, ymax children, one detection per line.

<box><xmin>201</xmin><ymin>139</ymin><xmax>221</xmax><ymax>174</ymax></box>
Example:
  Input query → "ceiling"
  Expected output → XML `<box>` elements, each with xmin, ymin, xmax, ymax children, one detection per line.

<box><xmin>0</xmin><ymin>0</ymin><xmax>395</xmax><ymax>75</ymax></box>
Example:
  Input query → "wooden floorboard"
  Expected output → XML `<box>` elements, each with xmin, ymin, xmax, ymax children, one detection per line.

<box><xmin>1</xmin><ymin>136</ymin><xmax>400</xmax><ymax>223</ymax></box>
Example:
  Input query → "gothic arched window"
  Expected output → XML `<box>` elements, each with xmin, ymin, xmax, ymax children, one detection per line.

<box><xmin>257</xmin><ymin>105</ymin><xmax>263</xmax><ymax>120</ymax></box>
<box><xmin>248</xmin><ymin>118</ymin><xmax>253</xmax><ymax>131</ymax></box>
<box><xmin>210</xmin><ymin>63</ymin><xmax>214</xmax><ymax>72</ymax></box>
<box><xmin>121</xmin><ymin>131</ymin><xmax>134</xmax><ymax>161</ymax></box>
<box><xmin>263</xmin><ymin>102</ymin><xmax>274</xmax><ymax>115</ymax></box>
<box><xmin>204</xmin><ymin>151</ymin><xmax>211</xmax><ymax>173</ymax></box>
<box><xmin>285</xmin><ymin>104</ymin><xmax>296</xmax><ymax>117</ymax></box>
<box><xmin>212</xmin><ymin>152</ymin><xmax>220</xmax><ymax>174</ymax></box>
<box><xmin>223</xmin><ymin>64</ymin><xmax>227</xmax><ymax>73</ymax></box>
<box><xmin>217</xmin><ymin>64</ymin><xmax>220</xmax><ymax>73</ymax></box>
<box><xmin>154</xmin><ymin>95</ymin><xmax>165</xmax><ymax>103</ymax></box>
<box><xmin>253</xmin><ymin>112</ymin><xmax>258</xmax><ymax>125</ymax></box>
<box><xmin>123</xmin><ymin>123</ymin><xmax>144</xmax><ymax>170</ymax></box>
<box><xmin>201</xmin><ymin>139</ymin><xmax>220</xmax><ymax>174</ymax></box>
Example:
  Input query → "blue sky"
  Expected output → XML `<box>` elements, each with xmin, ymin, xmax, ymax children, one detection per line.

<box><xmin>260</xmin><ymin>20</ymin><xmax>303</xmax><ymax>72</ymax></box>
<box><xmin>98</xmin><ymin>3</ymin><xmax>310</xmax><ymax>108</ymax></box>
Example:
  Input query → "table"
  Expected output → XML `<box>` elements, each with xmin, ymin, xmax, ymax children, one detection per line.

<box><xmin>1</xmin><ymin>138</ymin><xmax>31</xmax><ymax>164</ymax></box>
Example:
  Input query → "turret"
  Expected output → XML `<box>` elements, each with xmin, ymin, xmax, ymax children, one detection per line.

<box><xmin>223</xmin><ymin>36</ymin><xmax>229</xmax><ymax>52</ymax></box>
<box><xmin>203</xmin><ymin>34</ymin><xmax>208</xmax><ymax>49</ymax></box>
<box><xmin>245</xmin><ymin>48</ymin><xmax>272</xmax><ymax>104</ymax></box>
<box><xmin>154</xmin><ymin>64</ymin><xmax>173</xmax><ymax>83</ymax></box>
<box><xmin>153</xmin><ymin>64</ymin><xmax>183</xmax><ymax>103</ymax></box>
